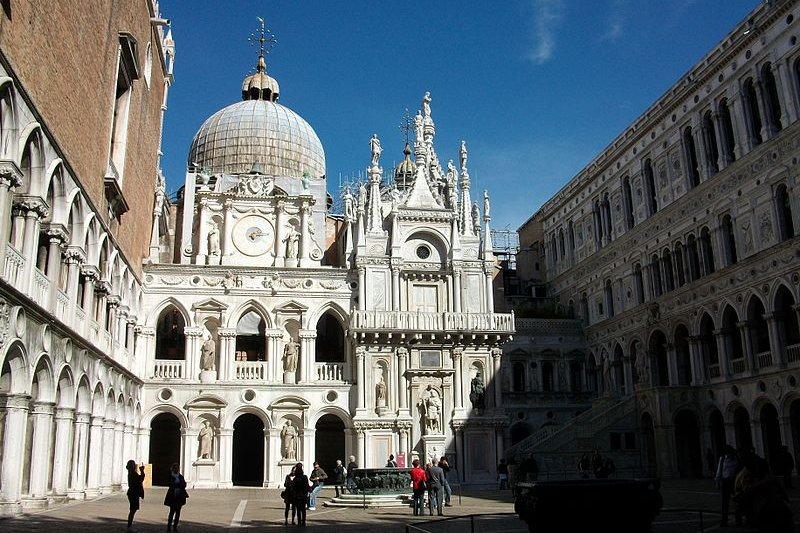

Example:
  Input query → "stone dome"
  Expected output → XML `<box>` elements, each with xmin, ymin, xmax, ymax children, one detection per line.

<box><xmin>188</xmin><ymin>100</ymin><xmax>325</xmax><ymax>179</ymax></box>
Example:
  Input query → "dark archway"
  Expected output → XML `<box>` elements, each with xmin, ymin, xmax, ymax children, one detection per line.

<box><xmin>155</xmin><ymin>307</ymin><xmax>186</xmax><ymax>361</ymax></box>
<box><xmin>760</xmin><ymin>403</ymin><xmax>782</xmax><ymax>473</ymax></box>
<box><xmin>315</xmin><ymin>312</ymin><xmax>345</xmax><ymax>362</ymax></box>
<box><xmin>733</xmin><ymin>406</ymin><xmax>753</xmax><ymax>452</ymax></box>
<box><xmin>232</xmin><ymin>414</ymin><xmax>264</xmax><ymax>486</ymax></box>
<box><xmin>649</xmin><ymin>330</ymin><xmax>669</xmax><ymax>387</ymax></box>
<box><xmin>674</xmin><ymin>325</ymin><xmax>692</xmax><ymax>386</ymax></box>
<box><xmin>315</xmin><ymin>414</ymin><xmax>345</xmax><ymax>475</ymax></box>
<box><xmin>674</xmin><ymin>410</ymin><xmax>703</xmax><ymax>478</ymax></box>
<box><xmin>641</xmin><ymin>413</ymin><xmax>657</xmax><ymax>477</ymax></box>
<box><xmin>708</xmin><ymin>409</ymin><xmax>726</xmax><ymax>461</ymax></box>
<box><xmin>149</xmin><ymin>413</ymin><xmax>181</xmax><ymax>486</ymax></box>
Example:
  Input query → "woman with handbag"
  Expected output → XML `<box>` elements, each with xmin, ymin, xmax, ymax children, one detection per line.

<box><xmin>292</xmin><ymin>463</ymin><xmax>311</xmax><ymax>526</ymax></box>
<box><xmin>163</xmin><ymin>463</ymin><xmax>188</xmax><ymax>532</ymax></box>
<box><xmin>283</xmin><ymin>465</ymin><xmax>297</xmax><ymax>525</ymax></box>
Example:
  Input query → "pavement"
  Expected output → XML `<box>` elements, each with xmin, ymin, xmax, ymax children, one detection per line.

<box><xmin>0</xmin><ymin>478</ymin><xmax>799</xmax><ymax>532</ymax></box>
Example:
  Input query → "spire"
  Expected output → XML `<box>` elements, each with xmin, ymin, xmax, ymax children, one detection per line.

<box><xmin>458</xmin><ymin>140</ymin><xmax>475</xmax><ymax>236</ymax></box>
<box><xmin>481</xmin><ymin>190</ymin><xmax>493</xmax><ymax>259</ymax></box>
<box><xmin>366</xmin><ymin>135</ymin><xmax>384</xmax><ymax>233</ymax></box>
<box><xmin>242</xmin><ymin>17</ymin><xmax>280</xmax><ymax>101</ymax></box>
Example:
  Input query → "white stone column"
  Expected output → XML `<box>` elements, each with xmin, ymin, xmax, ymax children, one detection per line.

<box><xmin>184</xmin><ymin>327</ymin><xmax>204</xmax><ymax>381</ymax></box>
<box><xmin>99</xmin><ymin>419</ymin><xmax>115</xmax><ymax>493</ymax></box>
<box><xmin>299</xmin><ymin>204</ymin><xmax>311</xmax><ymax>267</ymax></box>
<box><xmin>358</xmin><ymin>268</ymin><xmax>366</xmax><ymax>310</ymax></box>
<box><xmin>356</xmin><ymin>428</ymin><xmax>366</xmax><ymax>468</ymax></box>
<box><xmin>356</xmin><ymin>347</ymin><xmax>366</xmax><ymax>411</ymax></box>
<box><xmin>51</xmin><ymin>407</ymin><xmax>75</xmax><ymax>496</ymax></box>
<box><xmin>0</xmin><ymin>395</ymin><xmax>29</xmax><ymax>512</ymax></box>
<box><xmin>112</xmin><ymin>420</ymin><xmax>125</xmax><ymax>487</ymax></box>
<box><xmin>728</xmin><ymin>92</ymin><xmax>749</xmax><ymax>157</ymax></box>
<box><xmin>688</xmin><ymin>337</ymin><xmax>704</xmax><ymax>386</ymax></box>
<box><xmin>28</xmin><ymin>402</ymin><xmax>55</xmax><ymax>499</ymax></box>
<box><xmin>299</xmin><ymin>330</ymin><xmax>316</xmax><ymax>383</ymax></box>
<box><xmin>775</xmin><ymin>60</ymin><xmax>799</xmax><ymax>125</ymax></box>
<box><xmin>737</xmin><ymin>321</ymin><xmax>755</xmax><ymax>373</ymax></box>
<box><xmin>218</xmin><ymin>329</ymin><xmax>237</xmax><ymax>381</ymax></box>
<box><xmin>765</xmin><ymin>312</ymin><xmax>786</xmax><ymax>368</ymax></box>
<box><xmin>137</xmin><ymin>326</ymin><xmax>155</xmax><ymax>379</ymax></box>
<box><xmin>491</xmin><ymin>349</ymin><xmax>502</xmax><ymax>408</ymax></box>
<box><xmin>453</xmin><ymin>269</ymin><xmax>462</xmax><ymax>313</ymax></box>
<box><xmin>273</xmin><ymin>201</ymin><xmax>286</xmax><ymax>267</ymax></box>
<box><xmin>452</xmin><ymin>348</ymin><xmax>463</xmax><ymax>410</ymax></box>
<box><xmin>221</xmin><ymin>199</ymin><xmax>233</xmax><ymax>263</ymax></box>
<box><xmin>485</xmin><ymin>270</ymin><xmax>494</xmax><ymax>312</ymax></box>
<box><xmin>664</xmin><ymin>343</ymin><xmax>678</xmax><ymax>387</ymax></box>
<box><xmin>303</xmin><ymin>428</ymin><xmax>315</xmax><ymax>470</ymax></box>
<box><xmin>218</xmin><ymin>428</ymin><xmax>233</xmax><ymax>488</ymax></box>
<box><xmin>122</xmin><ymin>424</ymin><xmax>134</xmax><ymax>485</ymax></box>
<box><xmin>0</xmin><ymin>163</ymin><xmax>22</xmax><ymax>262</ymax></box>
<box><xmin>391</xmin><ymin>267</ymin><xmax>400</xmax><ymax>311</ymax></box>
<box><xmin>136</xmin><ymin>426</ymin><xmax>151</xmax><ymax>466</ymax></box>
<box><xmin>68</xmin><ymin>411</ymin><xmax>90</xmax><ymax>498</ymax></box>
<box><xmin>19</xmin><ymin>200</ymin><xmax>47</xmax><ymax>296</ymax></box>
<box><xmin>714</xmin><ymin>329</ymin><xmax>731</xmax><ymax>379</ymax></box>
<box><xmin>45</xmin><ymin>229</ymin><xmax>65</xmax><ymax>309</ymax></box>
<box><xmin>85</xmin><ymin>415</ymin><xmax>104</xmax><ymax>496</ymax></box>
<box><xmin>195</xmin><ymin>197</ymin><xmax>209</xmax><ymax>264</ymax></box>
<box><xmin>397</xmin><ymin>348</ymin><xmax>408</xmax><ymax>413</ymax></box>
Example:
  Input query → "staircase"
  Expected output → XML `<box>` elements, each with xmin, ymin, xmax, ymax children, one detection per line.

<box><xmin>506</xmin><ymin>395</ymin><xmax>647</xmax><ymax>479</ymax></box>
<box><xmin>323</xmin><ymin>492</ymin><xmax>412</xmax><ymax>508</ymax></box>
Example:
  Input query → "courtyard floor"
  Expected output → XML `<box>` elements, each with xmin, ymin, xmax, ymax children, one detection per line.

<box><xmin>2</xmin><ymin>478</ymin><xmax>800</xmax><ymax>532</ymax></box>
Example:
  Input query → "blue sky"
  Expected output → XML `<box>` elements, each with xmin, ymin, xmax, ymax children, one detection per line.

<box><xmin>159</xmin><ymin>0</ymin><xmax>758</xmax><ymax>233</ymax></box>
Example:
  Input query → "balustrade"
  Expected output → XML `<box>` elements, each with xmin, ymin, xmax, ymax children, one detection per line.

<box><xmin>707</xmin><ymin>364</ymin><xmax>721</xmax><ymax>378</ymax></box>
<box><xmin>315</xmin><ymin>362</ymin><xmax>344</xmax><ymax>382</ymax></box>
<box><xmin>32</xmin><ymin>267</ymin><xmax>49</xmax><ymax>304</ymax></box>
<box><xmin>56</xmin><ymin>290</ymin><xmax>69</xmax><ymax>322</ymax></box>
<box><xmin>4</xmin><ymin>245</ymin><xmax>23</xmax><ymax>285</ymax></box>
<box><xmin>787</xmin><ymin>343</ymin><xmax>800</xmax><ymax>364</ymax></box>
<box><xmin>731</xmin><ymin>358</ymin><xmax>746</xmax><ymax>374</ymax></box>
<box><xmin>351</xmin><ymin>310</ymin><xmax>514</xmax><ymax>333</ymax></box>
<box><xmin>153</xmin><ymin>360</ymin><xmax>185</xmax><ymax>379</ymax></box>
<box><xmin>235</xmin><ymin>361</ymin><xmax>266</xmax><ymax>380</ymax></box>
<box><xmin>756</xmin><ymin>351</ymin><xmax>773</xmax><ymax>369</ymax></box>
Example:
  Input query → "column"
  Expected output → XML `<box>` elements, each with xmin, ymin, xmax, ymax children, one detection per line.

<box><xmin>122</xmin><ymin>424</ymin><xmax>134</xmax><ymax>485</ymax></box>
<box><xmin>452</xmin><ymin>268</ymin><xmax>462</xmax><ymax>314</ymax></box>
<box><xmin>711</xmin><ymin>111</ymin><xmax>730</xmax><ymax>169</ymax></box>
<box><xmin>358</xmin><ymin>267</ymin><xmax>366</xmax><ymax>311</ymax></box>
<box><xmin>356</xmin><ymin>429</ymin><xmax>366</xmax><ymax>468</ymax></box>
<box><xmin>273</xmin><ymin>201</ymin><xmax>285</xmax><ymax>267</ymax></box>
<box><xmin>391</xmin><ymin>267</ymin><xmax>400</xmax><ymax>312</ymax></box>
<box><xmin>664</xmin><ymin>343</ymin><xmax>677</xmax><ymax>387</ymax></box>
<box><xmin>28</xmin><ymin>402</ymin><xmax>55</xmax><ymax>499</ymax></box>
<box><xmin>775</xmin><ymin>60</ymin><xmax>799</xmax><ymax>125</ymax></box>
<box><xmin>51</xmin><ymin>407</ymin><xmax>75</xmax><ymax>496</ymax></box>
<box><xmin>184</xmin><ymin>327</ymin><xmax>204</xmax><ymax>380</ymax></box>
<box><xmin>85</xmin><ymin>415</ymin><xmax>104</xmax><ymax>496</ymax></box>
<box><xmin>765</xmin><ymin>312</ymin><xmax>786</xmax><ymax>368</ymax></box>
<box><xmin>397</xmin><ymin>348</ymin><xmax>408</xmax><ymax>412</ymax></box>
<box><xmin>0</xmin><ymin>162</ymin><xmax>22</xmax><ymax>262</ymax></box>
<box><xmin>299</xmin><ymin>204</ymin><xmax>311</xmax><ymax>267</ymax></box>
<box><xmin>80</xmin><ymin>268</ymin><xmax>98</xmax><ymax>325</ymax></box>
<box><xmin>687</xmin><ymin>336</ymin><xmax>704</xmax><ymax>386</ymax></box>
<box><xmin>714</xmin><ymin>329</ymin><xmax>731</xmax><ymax>379</ymax></box>
<box><xmin>68</xmin><ymin>411</ymin><xmax>90</xmax><ymax>498</ymax></box>
<box><xmin>622</xmin><ymin>356</ymin><xmax>633</xmax><ymax>397</ymax></box>
<box><xmin>452</xmin><ymin>347</ymin><xmax>463</xmax><ymax>410</ymax></box>
<box><xmin>737</xmin><ymin>321</ymin><xmax>755</xmax><ymax>373</ymax></box>
<box><xmin>45</xmin><ymin>228</ymin><xmax>65</xmax><ymax>309</ymax></box>
<box><xmin>356</xmin><ymin>347</ymin><xmax>366</xmax><ymax>411</ymax></box>
<box><xmin>485</xmin><ymin>269</ymin><xmax>494</xmax><ymax>312</ymax></box>
<box><xmin>303</xmin><ymin>428</ymin><xmax>315</xmax><ymax>468</ymax></box>
<box><xmin>491</xmin><ymin>348</ymin><xmax>502</xmax><ymax>408</ymax></box>
<box><xmin>218</xmin><ymin>428</ymin><xmax>233</xmax><ymax>488</ymax></box>
<box><xmin>496</xmin><ymin>430</ymin><xmax>504</xmax><ymax>464</ymax></box>
<box><xmin>100</xmin><ymin>419</ymin><xmax>115</xmax><ymax>493</ymax></box>
<box><xmin>135</xmin><ymin>426</ymin><xmax>150</xmax><ymax>467</ymax></box>
<box><xmin>221</xmin><ymin>199</ymin><xmax>233</xmax><ymax>262</ymax></box>
<box><xmin>0</xmin><ymin>395</ymin><xmax>29</xmax><ymax>512</ymax></box>
<box><xmin>727</xmin><ymin>92</ymin><xmax>748</xmax><ymax>158</ymax></box>
<box><xmin>299</xmin><ymin>330</ymin><xmax>316</xmax><ymax>383</ymax></box>
<box><xmin>19</xmin><ymin>200</ymin><xmax>47</xmax><ymax>296</ymax></box>
<box><xmin>398</xmin><ymin>428</ymin><xmax>408</xmax><ymax>458</ymax></box>
<box><xmin>112</xmin><ymin>421</ymin><xmax>125</xmax><ymax>487</ymax></box>
<box><xmin>754</xmin><ymin>79</ymin><xmax>776</xmax><ymax>139</ymax></box>
<box><xmin>195</xmin><ymin>197</ymin><xmax>209</xmax><ymax>264</ymax></box>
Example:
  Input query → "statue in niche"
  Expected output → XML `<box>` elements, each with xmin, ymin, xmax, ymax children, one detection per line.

<box><xmin>418</xmin><ymin>385</ymin><xmax>441</xmax><ymax>435</ymax></box>
<box><xmin>280</xmin><ymin>420</ymin><xmax>298</xmax><ymax>460</ymax></box>
<box><xmin>370</xmin><ymin>134</ymin><xmax>382</xmax><ymax>166</ymax></box>
<box><xmin>284</xmin><ymin>225</ymin><xmax>300</xmax><ymax>259</ymax></box>
<box><xmin>634</xmin><ymin>343</ymin><xmax>649</xmax><ymax>386</ymax></box>
<box><xmin>469</xmin><ymin>373</ymin><xmax>485</xmax><ymax>410</ymax></box>
<box><xmin>208</xmin><ymin>221</ymin><xmax>220</xmax><ymax>256</ymax></box>
<box><xmin>200</xmin><ymin>336</ymin><xmax>216</xmax><ymax>371</ymax></box>
<box><xmin>283</xmin><ymin>338</ymin><xmax>299</xmax><ymax>372</ymax></box>
<box><xmin>198</xmin><ymin>420</ymin><xmax>214</xmax><ymax>459</ymax></box>
<box><xmin>375</xmin><ymin>376</ymin><xmax>387</xmax><ymax>407</ymax></box>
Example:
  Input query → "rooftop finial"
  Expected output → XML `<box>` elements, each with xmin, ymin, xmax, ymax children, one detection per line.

<box><xmin>398</xmin><ymin>108</ymin><xmax>412</xmax><ymax>146</ymax></box>
<box><xmin>249</xmin><ymin>17</ymin><xmax>277</xmax><ymax>73</ymax></box>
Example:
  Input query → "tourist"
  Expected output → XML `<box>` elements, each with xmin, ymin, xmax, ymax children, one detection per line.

<box><xmin>332</xmin><ymin>459</ymin><xmax>346</xmax><ymax>497</ymax></box>
<box><xmin>283</xmin><ymin>465</ymin><xmax>297</xmax><ymax>525</ymax></box>
<box><xmin>346</xmin><ymin>455</ymin><xmax>358</xmax><ymax>494</ymax></box>
<box><xmin>716</xmin><ymin>445</ymin><xmax>739</xmax><ymax>527</ymax></box>
<box><xmin>308</xmin><ymin>461</ymin><xmax>328</xmax><ymax>510</ymax></box>
<box><xmin>125</xmin><ymin>460</ymin><xmax>145</xmax><ymax>533</ymax></box>
<box><xmin>163</xmin><ymin>463</ymin><xmax>188</xmax><ymax>532</ymax></box>
<box><xmin>292</xmin><ymin>463</ymin><xmax>310</xmax><ymax>527</ymax></box>
<box><xmin>578</xmin><ymin>453</ymin><xmax>591</xmax><ymax>479</ymax></box>
<box><xmin>497</xmin><ymin>458</ymin><xmax>509</xmax><ymax>490</ymax></box>
<box><xmin>410</xmin><ymin>459</ymin><xmax>427</xmax><ymax>516</ymax></box>
<box><xmin>427</xmin><ymin>459</ymin><xmax>446</xmax><ymax>516</ymax></box>
<box><xmin>386</xmin><ymin>454</ymin><xmax>397</xmax><ymax>467</ymax></box>
<box><xmin>438</xmin><ymin>456</ymin><xmax>452</xmax><ymax>506</ymax></box>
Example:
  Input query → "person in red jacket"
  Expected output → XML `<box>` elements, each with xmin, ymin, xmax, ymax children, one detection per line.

<box><xmin>410</xmin><ymin>458</ymin><xmax>427</xmax><ymax>516</ymax></box>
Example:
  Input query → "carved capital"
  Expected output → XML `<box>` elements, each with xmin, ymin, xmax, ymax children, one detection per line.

<box><xmin>63</xmin><ymin>246</ymin><xmax>86</xmax><ymax>265</ymax></box>
<box><xmin>13</xmin><ymin>195</ymin><xmax>49</xmax><ymax>219</ymax></box>
<box><xmin>184</xmin><ymin>326</ymin><xmax>205</xmax><ymax>338</ymax></box>
<box><xmin>0</xmin><ymin>159</ymin><xmax>23</xmax><ymax>188</ymax></box>
<box><xmin>43</xmin><ymin>223</ymin><xmax>69</xmax><ymax>243</ymax></box>
<box><xmin>80</xmin><ymin>264</ymin><xmax>100</xmax><ymax>281</ymax></box>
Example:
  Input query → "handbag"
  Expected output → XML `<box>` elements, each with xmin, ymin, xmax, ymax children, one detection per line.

<box><xmin>280</xmin><ymin>490</ymin><xmax>287</xmax><ymax>499</ymax></box>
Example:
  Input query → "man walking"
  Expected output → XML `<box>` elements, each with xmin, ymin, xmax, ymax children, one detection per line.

<box><xmin>308</xmin><ymin>461</ymin><xmax>328</xmax><ymax>510</ymax></box>
<box><xmin>427</xmin><ymin>459</ymin><xmax>446</xmax><ymax>516</ymax></box>
<box><xmin>346</xmin><ymin>455</ymin><xmax>358</xmax><ymax>494</ymax></box>
<box><xmin>715</xmin><ymin>445</ymin><xmax>739</xmax><ymax>527</ymax></box>
<box><xmin>438</xmin><ymin>456</ymin><xmax>452</xmax><ymax>506</ymax></box>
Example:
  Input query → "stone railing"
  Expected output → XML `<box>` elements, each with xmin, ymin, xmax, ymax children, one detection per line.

<box><xmin>31</xmin><ymin>267</ymin><xmax>49</xmax><ymax>305</ymax></box>
<box><xmin>153</xmin><ymin>360</ymin><xmax>185</xmax><ymax>379</ymax></box>
<box><xmin>235</xmin><ymin>361</ymin><xmax>266</xmax><ymax>380</ymax></box>
<box><xmin>56</xmin><ymin>290</ymin><xmax>69</xmax><ymax>323</ymax></box>
<box><xmin>756</xmin><ymin>351</ymin><xmax>773</xmax><ymax>369</ymax></box>
<box><xmin>515</xmin><ymin>318</ymin><xmax>584</xmax><ymax>336</ymax></box>
<box><xmin>787</xmin><ymin>343</ymin><xmax>800</xmax><ymax>364</ymax></box>
<box><xmin>315</xmin><ymin>362</ymin><xmax>345</xmax><ymax>382</ymax></box>
<box><xmin>4</xmin><ymin>245</ymin><xmax>23</xmax><ymax>285</ymax></box>
<box><xmin>731</xmin><ymin>358</ymin><xmax>746</xmax><ymax>374</ymax></box>
<box><xmin>707</xmin><ymin>364</ymin><xmax>721</xmax><ymax>378</ymax></box>
<box><xmin>351</xmin><ymin>310</ymin><xmax>514</xmax><ymax>333</ymax></box>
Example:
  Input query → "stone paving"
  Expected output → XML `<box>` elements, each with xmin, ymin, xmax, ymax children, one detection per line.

<box><xmin>1</xmin><ymin>478</ymin><xmax>799</xmax><ymax>532</ymax></box>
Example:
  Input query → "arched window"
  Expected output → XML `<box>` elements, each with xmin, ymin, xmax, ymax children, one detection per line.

<box><xmin>622</xmin><ymin>177</ymin><xmax>634</xmax><ymax>230</ymax></box>
<box><xmin>674</xmin><ymin>243</ymin><xmax>686</xmax><ymax>287</ymax></box>
<box><xmin>155</xmin><ymin>306</ymin><xmax>186</xmax><ymax>361</ymax></box>
<box><xmin>512</xmin><ymin>362</ymin><xmax>526</xmax><ymax>392</ymax></box>
<box><xmin>633</xmin><ymin>264</ymin><xmax>645</xmax><ymax>305</ymax></box>
<box><xmin>761</xmin><ymin>63</ymin><xmax>783</xmax><ymax>135</ymax></box>
<box><xmin>580</xmin><ymin>293</ymin><xmax>589</xmax><ymax>325</ymax></box>
<box><xmin>568</xmin><ymin>221</ymin><xmax>576</xmax><ymax>259</ymax></box>
<box><xmin>742</xmin><ymin>78</ymin><xmax>763</xmax><ymax>147</ymax></box>
<box><xmin>650</xmin><ymin>254</ymin><xmax>662</xmax><ymax>298</ymax></box>
<box><xmin>235</xmin><ymin>311</ymin><xmax>267</xmax><ymax>361</ymax></box>
<box><xmin>747</xmin><ymin>297</ymin><xmax>770</xmax><ymax>365</ymax></box>
<box><xmin>558</xmin><ymin>228</ymin><xmax>566</xmax><ymax>259</ymax></box>
<box><xmin>776</xmin><ymin>184</ymin><xmax>795</xmax><ymax>241</ymax></box>
<box><xmin>775</xmin><ymin>286</ymin><xmax>800</xmax><ymax>351</ymax></box>
<box><xmin>683</xmin><ymin>126</ymin><xmax>700</xmax><ymax>188</ymax></box>
<box><xmin>721</xmin><ymin>214</ymin><xmax>737</xmax><ymax>266</ymax></box>
<box><xmin>702</xmin><ymin>110</ymin><xmax>719</xmax><ymax>175</ymax></box>
<box><xmin>687</xmin><ymin>235</ymin><xmax>701</xmax><ymax>282</ymax></box>
<box><xmin>722</xmin><ymin>306</ymin><xmax>744</xmax><ymax>373</ymax></box>
<box><xmin>644</xmin><ymin>159</ymin><xmax>657</xmax><ymax>216</ymax></box>
<box><xmin>661</xmin><ymin>249</ymin><xmax>674</xmax><ymax>292</ymax></box>
<box><xmin>719</xmin><ymin>98</ymin><xmax>736</xmax><ymax>163</ymax></box>
<box><xmin>602</xmin><ymin>193</ymin><xmax>613</xmax><ymax>242</ymax></box>
<box><xmin>700</xmin><ymin>227</ymin><xmax>715</xmax><ymax>275</ymax></box>
<box><xmin>593</xmin><ymin>201</ymin><xmax>602</xmax><ymax>249</ymax></box>
<box><xmin>700</xmin><ymin>314</ymin><xmax>719</xmax><ymax>379</ymax></box>
<box><xmin>315</xmin><ymin>312</ymin><xmax>345</xmax><ymax>362</ymax></box>
<box><xmin>541</xmin><ymin>361</ymin><xmax>554</xmax><ymax>392</ymax></box>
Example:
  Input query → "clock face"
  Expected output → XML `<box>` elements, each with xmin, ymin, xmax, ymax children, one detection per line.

<box><xmin>232</xmin><ymin>215</ymin><xmax>274</xmax><ymax>256</ymax></box>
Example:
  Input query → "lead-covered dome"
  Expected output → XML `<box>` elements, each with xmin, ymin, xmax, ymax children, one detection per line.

<box><xmin>188</xmin><ymin>53</ymin><xmax>326</xmax><ymax>179</ymax></box>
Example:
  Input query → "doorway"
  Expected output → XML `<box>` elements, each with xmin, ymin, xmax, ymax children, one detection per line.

<box><xmin>232</xmin><ymin>414</ymin><xmax>264</xmax><ymax>486</ymax></box>
<box><xmin>149</xmin><ymin>413</ymin><xmax>181</xmax><ymax>486</ymax></box>
<box><xmin>314</xmin><ymin>414</ymin><xmax>345</xmax><ymax>476</ymax></box>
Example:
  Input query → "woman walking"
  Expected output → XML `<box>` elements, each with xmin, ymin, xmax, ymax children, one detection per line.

<box><xmin>283</xmin><ymin>465</ymin><xmax>297</xmax><ymax>525</ymax></box>
<box><xmin>332</xmin><ymin>459</ymin><xmax>346</xmax><ymax>498</ymax></box>
<box><xmin>126</xmin><ymin>460</ymin><xmax>145</xmax><ymax>533</ymax></box>
<box><xmin>163</xmin><ymin>463</ymin><xmax>188</xmax><ymax>532</ymax></box>
<box><xmin>292</xmin><ymin>463</ymin><xmax>311</xmax><ymax>526</ymax></box>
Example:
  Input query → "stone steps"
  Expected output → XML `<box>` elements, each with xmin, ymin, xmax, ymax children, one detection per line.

<box><xmin>323</xmin><ymin>493</ymin><xmax>412</xmax><ymax>508</ymax></box>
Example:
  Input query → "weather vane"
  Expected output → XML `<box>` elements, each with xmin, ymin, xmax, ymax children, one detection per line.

<box><xmin>249</xmin><ymin>16</ymin><xmax>277</xmax><ymax>59</ymax></box>
<box><xmin>398</xmin><ymin>108</ymin><xmax>412</xmax><ymax>146</ymax></box>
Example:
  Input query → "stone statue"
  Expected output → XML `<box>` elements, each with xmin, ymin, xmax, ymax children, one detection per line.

<box><xmin>422</xmin><ymin>91</ymin><xmax>431</xmax><ymax>118</ymax></box>
<box><xmin>469</xmin><ymin>374</ymin><xmax>485</xmax><ymax>410</ymax></box>
<box><xmin>200</xmin><ymin>336</ymin><xmax>216</xmax><ymax>371</ymax></box>
<box><xmin>208</xmin><ymin>221</ymin><xmax>220</xmax><ymax>256</ymax></box>
<box><xmin>284</xmin><ymin>225</ymin><xmax>299</xmax><ymax>259</ymax></box>
<box><xmin>418</xmin><ymin>385</ymin><xmax>441</xmax><ymax>434</ymax></box>
<box><xmin>483</xmin><ymin>190</ymin><xmax>491</xmax><ymax>220</ymax></box>
<box><xmin>459</xmin><ymin>140</ymin><xmax>468</xmax><ymax>171</ymax></box>
<box><xmin>602</xmin><ymin>355</ymin><xmax>612</xmax><ymax>394</ymax></box>
<box><xmin>301</xmin><ymin>171</ymin><xmax>310</xmax><ymax>192</ymax></box>
<box><xmin>198</xmin><ymin>420</ymin><xmax>214</xmax><ymax>459</ymax></box>
<box><xmin>634</xmin><ymin>343</ymin><xmax>649</xmax><ymax>386</ymax></box>
<box><xmin>375</xmin><ymin>377</ymin><xmax>387</xmax><ymax>407</ymax></box>
<box><xmin>280</xmin><ymin>420</ymin><xmax>298</xmax><ymax>460</ymax></box>
<box><xmin>283</xmin><ymin>338</ymin><xmax>299</xmax><ymax>372</ymax></box>
<box><xmin>370</xmin><ymin>134</ymin><xmax>382</xmax><ymax>166</ymax></box>
<box><xmin>358</xmin><ymin>182</ymin><xmax>367</xmax><ymax>211</ymax></box>
<box><xmin>472</xmin><ymin>201</ymin><xmax>481</xmax><ymax>231</ymax></box>
<box><xmin>154</xmin><ymin>174</ymin><xmax>166</xmax><ymax>214</ymax></box>
<box><xmin>343</xmin><ymin>187</ymin><xmax>354</xmax><ymax>221</ymax></box>
<box><xmin>414</xmin><ymin>111</ymin><xmax>424</xmax><ymax>144</ymax></box>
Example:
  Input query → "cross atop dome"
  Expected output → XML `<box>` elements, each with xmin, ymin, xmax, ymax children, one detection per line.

<box><xmin>242</xmin><ymin>17</ymin><xmax>280</xmax><ymax>101</ymax></box>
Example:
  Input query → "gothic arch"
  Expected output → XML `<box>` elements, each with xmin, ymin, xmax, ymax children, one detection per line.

<box><xmin>226</xmin><ymin>299</ymin><xmax>273</xmax><ymax>330</ymax></box>
<box><xmin>309</xmin><ymin>405</ymin><xmax>353</xmax><ymax>429</ymax></box>
<box><xmin>0</xmin><ymin>76</ymin><xmax>18</xmax><ymax>160</ymax></box>
<box><xmin>17</xmin><ymin>122</ymin><xmax>46</xmax><ymax>195</ymax></box>
<box><xmin>76</xmin><ymin>375</ymin><xmax>91</xmax><ymax>413</ymax></box>
<box><xmin>146</xmin><ymin>297</ymin><xmax>192</xmax><ymax>328</ymax></box>
<box><xmin>30</xmin><ymin>352</ymin><xmax>55</xmax><ymax>403</ymax></box>
<box><xmin>55</xmin><ymin>365</ymin><xmax>76</xmax><ymax>409</ymax></box>
<box><xmin>0</xmin><ymin>339</ymin><xmax>29</xmax><ymax>395</ymax></box>
<box><xmin>43</xmin><ymin>159</ymin><xmax>71</xmax><ymax>224</ymax></box>
<box><xmin>305</xmin><ymin>301</ymin><xmax>348</xmax><ymax>329</ymax></box>
<box><xmin>142</xmin><ymin>403</ymin><xmax>189</xmax><ymax>428</ymax></box>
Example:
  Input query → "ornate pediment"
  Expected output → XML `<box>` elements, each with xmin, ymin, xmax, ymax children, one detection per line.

<box><xmin>273</xmin><ymin>300</ymin><xmax>308</xmax><ymax>314</ymax></box>
<box><xmin>185</xmin><ymin>395</ymin><xmax>227</xmax><ymax>410</ymax></box>
<box><xmin>192</xmin><ymin>298</ymin><xmax>228</xmax><ymax>323</ymax></box>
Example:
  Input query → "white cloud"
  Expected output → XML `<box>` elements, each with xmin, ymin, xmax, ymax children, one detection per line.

<box><xmin>527</xmin><ymin>0</ymin><xmax>565</xmax><ymax>65</ymax></box>
<box><xmin>600</xmin><ymin>0</ymin><xmax>626</xmax><ymax>42</ymax></box>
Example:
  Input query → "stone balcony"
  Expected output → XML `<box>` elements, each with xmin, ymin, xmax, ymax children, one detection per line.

<box><xmin>350</xmin><ymin>310</ymin><xmax>514</xmax><ymax>343</ymax></box>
